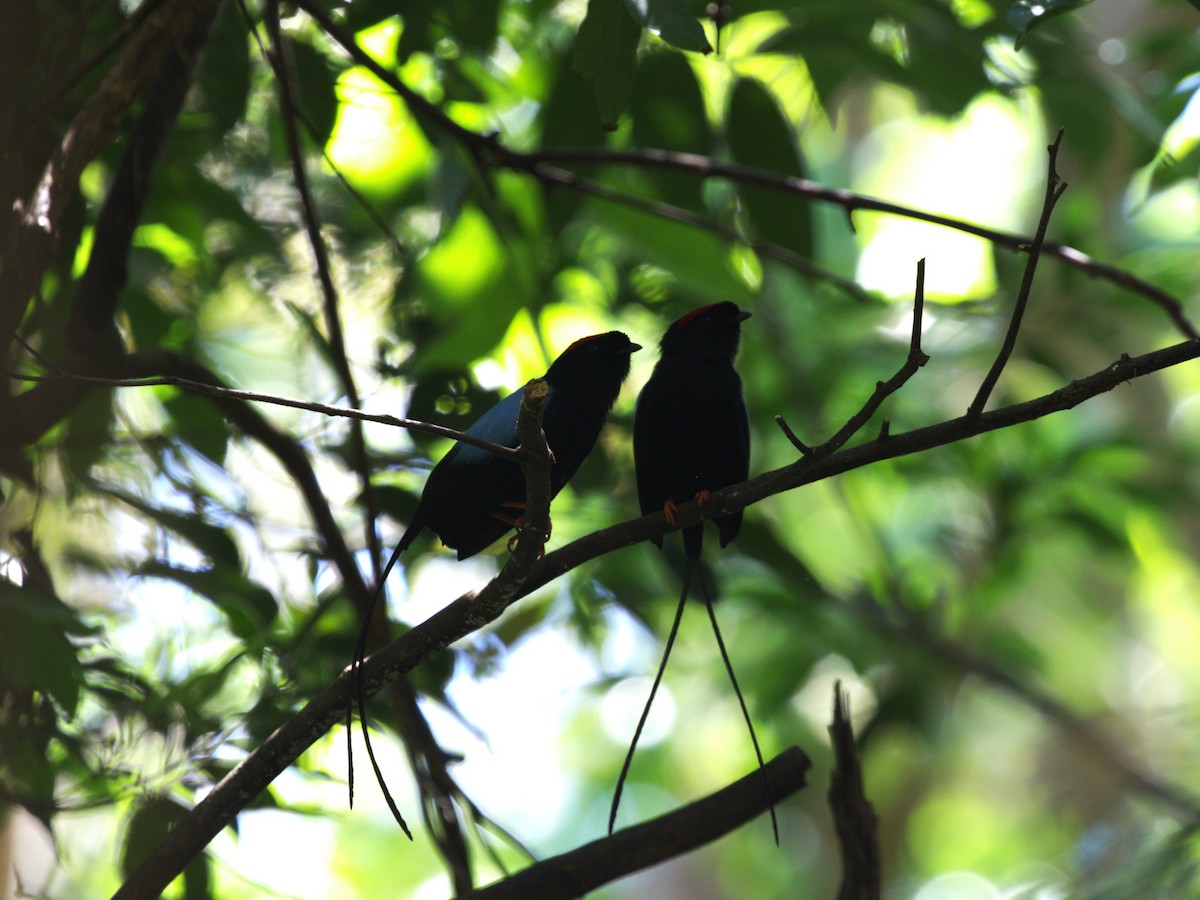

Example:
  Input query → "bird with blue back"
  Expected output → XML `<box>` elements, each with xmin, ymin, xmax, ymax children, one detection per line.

<box><xmin>351</xmin><ymin>330</ymin><xmax>641</xmax><ymax>829</ymax></box>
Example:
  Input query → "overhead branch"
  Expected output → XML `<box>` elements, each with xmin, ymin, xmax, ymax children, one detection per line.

<box><xmin>291</xmin><ymin>0</ymin><xmax>1196</xmax><ymax>338</ymax></box>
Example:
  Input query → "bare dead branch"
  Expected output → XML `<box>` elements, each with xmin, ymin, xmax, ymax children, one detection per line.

<box><xmin>969</xmin><ymin>129</ymin><xmax>1068</xmax><ymax>417</ymax></box>
<box><xmin>778</xmin><ymin>258</ymin><xmax>930</xmax><ymax>458</ymax></box>
<box><xmin>828</xmin><ymin>683</ymin><xmax>881</xmax><ymax>900</ymax></box>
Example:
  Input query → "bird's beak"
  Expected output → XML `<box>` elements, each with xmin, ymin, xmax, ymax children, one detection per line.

<box><xmin>625</xmin><ymin>342</ymin><xmax>642</xmax><ymax>353</ymax></box>
<box><xmin>735</xmin><ymin>311</ymin><xmax>752</xmax><ymax>322</ymax></box>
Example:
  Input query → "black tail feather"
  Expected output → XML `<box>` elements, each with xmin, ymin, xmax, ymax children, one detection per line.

<box><xmin>608</xmin><ymin>564</ymin><xmax>692</xmax><ymax>834</ymax></box>
<box><xmin>696</xmin><ymin>572</ymin><xmax>779</xmax><ymax>846</ymax></box>
<box><xmin>348</xmin><ymin>524</ymin><xmax>419</xmax><ymax>838</ymax></box>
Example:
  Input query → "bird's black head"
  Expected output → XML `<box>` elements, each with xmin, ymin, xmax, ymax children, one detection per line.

<box><xmin>660</xmin><ymin>302</ymin><xmax>751</xmax><ymax>361</ymax></box>
<box><xmin>545</xmin><ymin>330</ymin><xmax>641</xmax><ymax>406</ymax></box>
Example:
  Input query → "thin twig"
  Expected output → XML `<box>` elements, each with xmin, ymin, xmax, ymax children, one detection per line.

<box><xmin>970</xmin><ymin>128</ymin><xmax>1068</xmax><ymax>417</ymax></box>
<box><xmin>8</xmin><ymin>368</ymin><xmax>520</xmax><ymax>459</ymax></box>
<box><xmin>774</xmin><ymin>414</ymin><xmax>812</xmax><ymax>455</ymax></box>
<box><xmin>262</xmin><ymin>4</ymin><xmax>472</xmax><ymax>871</ymax></box>
<box><xmin>776</xmin><ymin>258</ymin><xmax>929</xmax><ymax>457</ymax></box>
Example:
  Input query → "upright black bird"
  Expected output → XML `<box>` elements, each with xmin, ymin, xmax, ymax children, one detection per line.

<box><xmin>352</xmin><ymin>330</ymin><xmax>640</xmax><ymax>825</ymax></box>
<box><xmin>633</xmin><ymin>301</ymin><xmax>751</xmax><ymax>558</ymax></box>
<box><xmin>611</xmin><ymin>302</ymin><xmax>776</xmax><ymax>840</ymax></box>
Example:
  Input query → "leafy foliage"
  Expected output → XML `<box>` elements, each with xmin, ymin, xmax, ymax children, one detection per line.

<box><xmin>3</xmin><ymin>0</ymin><xmax>1200</xmax><ymax>896</ymax></box>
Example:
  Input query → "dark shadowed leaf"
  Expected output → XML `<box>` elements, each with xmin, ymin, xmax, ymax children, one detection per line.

<box><xmin>574</xmin><ymin>0</ymin><xmax>642</xmax><ymax>128</ymax></box>
<box><xmin>631</xmin><ymin>51</ymin><xmax>711</xmax><ymax>212</ymax></box>
<box><xmin>0</xmin><ymin>581</ymin><xmax>86</xmax><ymax>714</ymax></box>
<box><xmin>727</xmin><ymin>77</ymin><xmax>813</xmax><ymax>259</ymax></box>
<box><xmin>122</xmin><ymin>796</ymin><xmax>211</xmax><ymax>897</ymax></box>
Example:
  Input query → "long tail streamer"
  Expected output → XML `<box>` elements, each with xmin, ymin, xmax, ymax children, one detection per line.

<box><xmin>348</xmin><ymin>539</ymin><xmax>413</xmax><ymax>838</ymax></box>
<box><xmin>608</xmin><ymin>565</ymin><xmax>692</xmax><ymax>834</ymax></box>
<box><xmin>608</xmin><ymin>561</ymin><xmax>778</xmax><ymax>844</ymax></box>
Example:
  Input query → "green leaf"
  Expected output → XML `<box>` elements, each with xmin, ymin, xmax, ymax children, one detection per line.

<box><xmin>0</xmin><ymin>581</ymin><xmax>86</xmax><ymax>714</ymax></box>
<box><xmin>162</xmin><ymin>388</ymin><xmax>231</xmax><ymax>467</ymax></box>
<box><xmin>623</xmin><ymin>0</ymin><xmax>711</xmax><ymax>53</ymax></box>
<box><xmin>62</xmin><ymin>387</ymin><xmax>115</xmax><ymax>485</ymax></box>
<box><xmin>191</xmin><ymin>1</ymin><xmax>250</xmax><ymax>142</ymax></box>
<box><xmin>289</xmin><ymin>40</ymin><xmax>340</xmax><ymax>145</ymax></box>
<box><xmin>574</xmin><ymin>0</ymin><xmax>642</xmax><ymax>128</ymax></box>
<box><xmin>122</xmin><ymin>796</ymin><xmax>211</xmax><ymax>897</ymax></box>
<box><xmin>727</xmin><ymin>77</ymin><xmax>813</xmax><ymax>259</ymax></box>
<box><xmin>1008</xmin><ymin>0</ymin><xmax>1095</xmax><ymax>48</ymax></box>
<box><xmin>134</xmin><ymin>561</ymin><xmax>278</xmax><ymax>645</ymax></box>
<box><xmin>631</xmin><ymin>51</ymin><xmax>711</xmax><ymax>212</ymax></box>
<box><xmin>103</xmin><ymin>485</ymin><xmax>240</xmax><ymax>567</ymax></box>
<box><xmin>593</xmin><ymin>201</ymin><xmax>754</xmax><ymax>303</ymax></box>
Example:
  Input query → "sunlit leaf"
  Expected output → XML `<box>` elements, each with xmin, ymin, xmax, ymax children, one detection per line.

<box><xmin>623</xmin><ymin>0</ymin><xmax>712</xmax><ymax>53</ymax></box>
<box><xmin>1008</xmin><ymin>0</ymin><xmax>1095</xmax><ymax>48</ymax></box>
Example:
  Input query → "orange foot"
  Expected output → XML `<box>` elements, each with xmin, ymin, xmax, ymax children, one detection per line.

<box><xmin>663</xmin><ymin>498</ymin><xmax>679</xmax><ymax>528</ymax></box>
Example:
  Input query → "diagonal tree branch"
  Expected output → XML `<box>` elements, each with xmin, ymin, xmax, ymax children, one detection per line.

<box><xmin>0</xmin><ymin>0</ymin><xmax>223</xmax><ymax>357</ymax></box>
<box><xmin>4</xmin><ymin>9</ymin><xmax>219</xmax><ymax>449</ymax></box>
<box><xmin>462</xmin><ymin>747</ymin><xmax>811</xmax><ymax>900</ymax></box>
<box><xmin>856</xmin><ymin>594</ymin><xmax>1200</xmax><ymax>824</ymax></box>
<box><xmin>113</xmin><ymin>330</ymin><xmax>1200</xmax><ymax>898</ymax></box>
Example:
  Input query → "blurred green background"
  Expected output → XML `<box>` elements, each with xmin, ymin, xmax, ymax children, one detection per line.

<box><xmin>5</xmin><ymin>0</ymin><xmax>1200</xmax><ymax>896</ymax></box>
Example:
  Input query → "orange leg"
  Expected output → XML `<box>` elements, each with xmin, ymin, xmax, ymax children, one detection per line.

<box><xmin>663</xmin><ymin>498</ymin><xmax>679</xmax><ymax>528</ymax></box>
<box><xmin>498</xmin><ymin>500</ymin><xmax>552</xmax><ymax>555</ymax></box>
<box><xmin>489</xmin><ymin>499</ymin><xmax>527</xmax><ymax>528</ymax></box>
<box><xmin>664</xmin><ymin>491</ymin><xmax>711</xmax><ymax>528</ymax></box>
